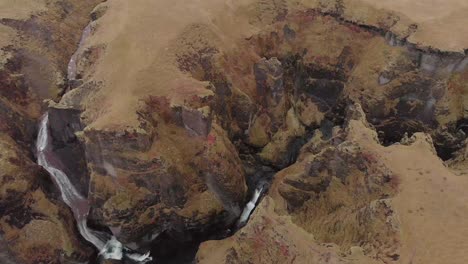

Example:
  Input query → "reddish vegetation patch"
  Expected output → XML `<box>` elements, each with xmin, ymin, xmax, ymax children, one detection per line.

<box><xmin>146</xmin><ymin>95</ymin><xmax>173</xmax><ymax>123</ymax></box>
<box><xmin>389</xmin><ymin>173</ymin><xmax>401</xmax><ymax>190</ymax></box>
<box><xmin>206</xmin><ymin>134</ymin><xmax>216</xmax><ymax>145</ymax></box>
<box><xmin>448</xmin><ymin>71</ymin><xmax>468</xmax><ymax>94</ymax></box>
<box><xmin>8</xmin><ymin>157</ymin><xmax>24</xmax><ymax>166</ymax></box>
<box><xmin>347</xmin><ymin>24</ymin><xmax>363</xmax><ymax>34</ymax></box>
<box><xmin>126</xmin><ymin>130</ymin><xmax>139</xmax><ymax>139</ymax></box>
<box><xmin>361</xmin><ymin>151</ymin><xmax>378</xmax><ymax>163</ymax></box>
<box><xmin>313</xmin><ymin>55</ymin><xmax>330</xmax><ymax>64</ymax></box>
<box><xmin>292</xmin><ymin>9</ymin><xmax>317</xmax><ymax>23</ymax></box>
<box><xmin>177</xmin><ymin>46</ymin><xmax>218</xmax><ymax>74</ymax></box>
<box><xmin>0</xmin><ymin>117</ymin><xmax>7</xmax><ymax>131</ymax></box>
<box><xmin>277</xmin><ymin>240</ymin><xmax>290</xmax><ymax>257</ymax></box>
<box><xmin>0</xmin><ymin>69</ymin><xmax>29</xmax><ymax>106</ymax></box>
<box><xmin>251</xmin><ymin>225</ymin><xmax>267</xmax><ymax>250</ymax></box>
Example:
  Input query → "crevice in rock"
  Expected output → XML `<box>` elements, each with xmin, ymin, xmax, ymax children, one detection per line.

<box><xmin>374</xmin><ymin>117</ymin><xmax>466</xmax><ymax>161</ymax></box>
<box><xmin>320</xmin><ymin>9</ymin><xmax>463</xmax><ymax>56</ymax></box>
<box><xmin>16</xmin><ymin>4</ymin><xmax>466</xmax><ymax>264</ymax></box>
<box><xmin>143</xmin><ymin>9</ymin><xmax>466</xmax><ymax>262</ymax></box>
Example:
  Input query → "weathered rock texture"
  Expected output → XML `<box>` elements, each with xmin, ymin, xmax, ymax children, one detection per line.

<box><xmin>50</xmin><ymin>0</ymin><xmax>467</xmax><ymax>261</ymax></box>
<box><xmin>0</xmin><ymin>134</ymin><xmax>93</xmax><ymax>264</ymax></box>
<box><xmin>198</xmin><ymin>104</ymin><xmax>468</xmax><ymax>264</ymax></box>
<box><xmin>197</xmin><ymin>196</ymin><xmax>378</xmax><ymax>264</ymax></box>
<box><xmin>0</xmin><ymin>0</ymin><xmax>103</xmax><ymax>262</ymax></box>
<box><xmin>268</xmin><ymin>104</ymin><xmax>401</xmax><ymax>262</ymax></box>
<box><xmin>1</xmin><ymin>0</ymin><xmax>467</xmax><ymax>263</ymax></box>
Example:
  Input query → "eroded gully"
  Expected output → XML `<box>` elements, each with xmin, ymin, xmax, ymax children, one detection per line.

<box><xmin>36</xmin><ymin>21</ymin><xmax>152</xmax><ymax>263</ymax></box>
<box><xmin>35</xmin><ymin>19</ymin><xmax>266</xmax><ymax>264</ymax></box>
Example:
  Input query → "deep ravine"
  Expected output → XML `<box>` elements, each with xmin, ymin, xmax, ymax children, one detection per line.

<box><xmin>37</xmin><ymin>113</ymin><xmax>152</xmax><ymax>262</ymax></box>
<box><xmin>34</xmin><ymin>3</ymin><xmax>467</xmax><ymax>264</ymax></box>
<box><xmin>35</xmin><ymin>18</ymin><xmax>153</xmax><ymax>262</ymax></box>
<box><xmin>37</xmin><ymin>112</ymin><xmax>267</xmax><ymax>264</ymax></box>
<box><xmin>237</xmin><ymin>186</ymin><xmax>264</xmax><ymax>227</ymax></box>
<box><xmin>35</xmin><ymin>15</ymin><xmax>269</xmax><ymax>262</ymax></box>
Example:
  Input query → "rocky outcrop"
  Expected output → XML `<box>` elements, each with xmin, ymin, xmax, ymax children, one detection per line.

<box><xmin>49</xmin><ymin>0</ymin><xmax>466</xmax><ymax>261</ymax></box>
<box><xmin>48</xmin><ymin>102</ymin><xmax>89</xmax><ymax>195</ymax></box>
<box><xmin>196</xmin><ymin>104</ymin><xmax>391</xmax><ymax>263</ymax></box>
<box><xmin>79</xmin><ymin>105</ymin><xmax>247</xmax><ymax>245</ymax></box>
<box><xmin>269</xmin><ymin>104</ymin><xmax>401</xmax><ymax>262</ymax></box>
<box><xmin>0</xmin><ymin>0</ymin><xmax>104</xmax><ymax>262</ymax></box>
<box><xmin>197</xmin><ymin>196</ymin><xmax>378</xmax><ymax>264</ymax></box>
<box><xmin>0</xmin><ymin>133</ymin><xmax>93</xmax><ymax>264</ymax></box>
<box><xmin>1</xmin><ymin>0</ymin><xmax>467</xmax><ymax>263</ymax></box>
<box><xmin>198</xmin><ymin>102</ymin><xmax>468</xmax><ymax>264</ymax></box>
<box><xmin>47</xmin><ymin>0</ymin><xmax>251</xmax><ymax>250</ymax></box>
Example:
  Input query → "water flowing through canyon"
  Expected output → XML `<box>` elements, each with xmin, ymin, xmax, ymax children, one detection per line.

<box><xmin>35</xmin><ymin>20</ymin><xmax>148</xmax><ymax>262</ymax></box>
<box><xmin>237</xmin><ymin>186</ymin><xmax>264</xmax><ymax>227</ymax></box>
<box><xmin>2</xmin><ymin>1</ymin><xmax>468</xmax><ymax>263</ymax></box>
<box><xmin>67</xmin><ymin>23</ymin><xmax>92</xmax><ymax>81</ymax></box>
<box><xmin>34</xmin><ymin>19</ymin><xmax>268</xmax><ymax>263</ymax></box>
<box><xmin>37</xmin><ymin>113</ymin><xmax>152</xmax><ymax>262</ymax></box>
<box><xmin>36</xmin><ymin>110</ymin><xmax>266</xmax><ymax>263</ymax></box>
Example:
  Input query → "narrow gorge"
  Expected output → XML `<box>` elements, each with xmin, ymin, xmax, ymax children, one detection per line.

<box><xmin>37</xmin><ymin>113</ymin><xmax>152</xmax><ymax>262</ymax></box>
<box><xmin>0</xmin><ymin>0</ymin><xmax>467</xmax><ymax>264</ymax></box>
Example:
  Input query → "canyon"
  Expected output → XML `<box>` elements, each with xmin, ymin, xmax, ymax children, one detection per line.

<box><xmin>0</xmin><ymin>0</ymin><xmax>467</xmax><ymax>263</ymax></box>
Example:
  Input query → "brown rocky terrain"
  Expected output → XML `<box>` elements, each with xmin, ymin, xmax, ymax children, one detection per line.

<box><xmin>198</xmin><ymin>103</ymin><xmax>468</xmax><ymax>264</ymax></box>
<box><xmin>0</xmin><ymin>0</ymin><xmax>467</xmax><ymax>263</ymax></box>
<box><xmin>0</xmin><ymin>0</ymin><xmax>103</xmax><ymax>263</ymax></box>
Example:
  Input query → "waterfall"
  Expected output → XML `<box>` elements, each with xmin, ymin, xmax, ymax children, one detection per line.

<box><xmin>67</xmin><ymin>23</ymin><xmax>92</xmax><ymax>81</ymax></box>
<box><xmin>237</xmin><ymin>186</ymin><xmax>264</xmax><ymax>226</ymax></box>
<box><xmin>36</xmin><ymin>113</ymin><xmax>152</xmax><ymax>262</ymax></box>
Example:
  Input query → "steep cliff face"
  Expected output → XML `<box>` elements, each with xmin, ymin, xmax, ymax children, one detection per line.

<box><xmin>269</xmin><ymin>104</ymin><xmax>401</xmax><ymax>262</ymax></box>
<box><xmin>0</xmin><ymin>134</ymin><xmax>94</xmax><ymax>264</ymax></box>
<box><xmin>1</xmin><ymin>0</ymin><xmax>467</xmax><ymax>263</ymax></box>
<box><xmin>213</xmin><ymin>10</ymin><xmax>466</xmax><ymax>163</ymax></box>
<box><xmin>198</xmin><ymin>103</ymin><xmax>468</xmax><ymax>264</ymax></box>
<box><xmin>52</xmin><ymin>0</ymin><xmax>466</xmax><ymax>260</ymax></box>
<box><xmin>0</xmin><ymin>0</ymin><xmax>103</xmax><ymax>263</ymax></box>
<box><xmin>51</xmin><ymin>0</ymin><xmax>254</xmax><ymax>247</ymax></box>
<box><xmin>197</xmin><ymin>196</ymin><xmax>379</xmax><ymax>264</ymax></box>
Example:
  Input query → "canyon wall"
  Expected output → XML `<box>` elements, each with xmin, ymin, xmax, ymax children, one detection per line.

<box><xmin>0</xmin><ymin>0</ymin><xmax>103</xmax><ymax>263</ymax></box>
<box><xmin>0</xmin><ymin>0</ymin><xmax>467</xmax><ymax>263</ymax></box>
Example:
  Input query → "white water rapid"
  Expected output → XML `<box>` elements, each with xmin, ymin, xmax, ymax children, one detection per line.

<box><xmin>237</xmin><ymin>186</ymin><xmax>264</xmax><ymax>226</ymax></box>
<box><xmin>36</xmin><ymin>114</ymin><xmax>152</xmax><ymax>262</ymax></box>
<box><xmin>67</xmin><ymin>23</ymin><xmax>92</xmax><ymax>81</ymax></box>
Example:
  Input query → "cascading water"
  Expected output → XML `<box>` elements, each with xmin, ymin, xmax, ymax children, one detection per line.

<box><xmin>35</xmin><ymin>16</ymin><xmax>270</xmax><ymax>263</ymax></box>
<box><xmin>36</xmin><ymin>21</ymin><xmax>153</xmax><ymax>262</ymax></box>
<box><xmin>37</xmin><ymin>113</ymin><xmax>152</xmax><ymax>262</ymax></box>
<box><xmin>237</xmin><ymin>186</ymin><xmax>265</xmax><ymax>227</ymax></box>
<box><xmin>67</xmin><ymin>23</ymin><xmax>92</xmax><ymax>81</ymax></box>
